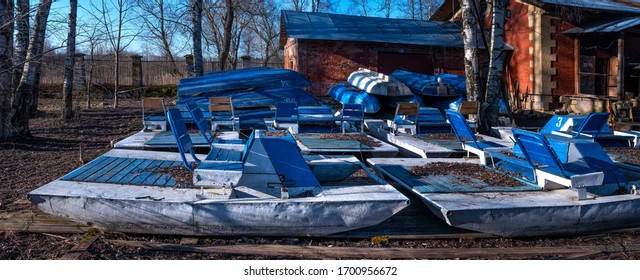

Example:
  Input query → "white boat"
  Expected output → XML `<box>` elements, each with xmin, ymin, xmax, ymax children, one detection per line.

<box><xmin>347</xmin><ymin>68</ymin><xmax>413</xmax><ymax>96</ymax></box>
<box><xmin>368</xmin><ymin>155</ymin><xmax>640</xmax><ymax>237</ymax></box>
<box><xmin>28</xmin><ymin>131</ymin><xmax>409</xmax><ymax>237</ymax></box>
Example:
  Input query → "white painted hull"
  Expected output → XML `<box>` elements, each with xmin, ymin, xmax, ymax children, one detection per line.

<box><xmin>29</xmin><ymin>178</ymin><xmax>409</xmax><ymax>237</ymax></box>
<box><xmin>347</xmin><ymin>68</ymin><xmax>412</xmax><ymax>96</ymax></box>
<box><xmin>368</xmin><ymin>158</ymin><xmax>640</xmax><ymax>237</ymax></box>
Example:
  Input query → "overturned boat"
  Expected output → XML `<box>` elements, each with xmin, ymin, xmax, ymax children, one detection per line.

<box><xmin>347</xmin><ymin>68</ymin><xmax>412</xmax><ymax>96</ymax></box>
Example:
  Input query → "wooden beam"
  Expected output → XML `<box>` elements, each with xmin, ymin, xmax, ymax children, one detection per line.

<box><xmin>106</xmin><ymin>239</ymin><xmax>640</xmax><ymax>259</ymax></box>
<box><xmin>59</xmin><ymin>235</ymin><xmax>99</xmax><ymax>260</ymax></box>
<box><xmin>0</xmin><ymin>211</ymin><xmax>91</xmax><ymax>234</ymax></box>
<box><xmin>618</xmin><ymin>32</ymin><xmax>625</xmax><ymax>98</ymax></box>
<box><xmin>574</xmin><ymin>38</ymin><xmax>580</xmax><ymax>94</ymax></box>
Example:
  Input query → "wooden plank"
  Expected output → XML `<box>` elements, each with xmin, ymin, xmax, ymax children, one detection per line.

<box><xmin>63</xmin><ymin>156</ymin><xmax>115</xmax><ymax>181</ymax></box>
<box><xmin>84</xmin><ymin>157</ymin><xmax>127</xmax><ymax>182</ymax></box>
<box><xmin>129</xmin><ymin>160</ymin><xmax>163</xmax><ymax>185</ymax></box>
<box><xmin>142</xmin><ymin>160</ymin><xmax>175</xmax><ymax>186</ymax></box>
<box><xmin>95</xmin><ymin>158</ymin><xmax>136</xmax><ymax>183</ymax></box>
<box><xmin>59</xmin><ymin>235</ymin><xmax>99</xmax><ymax>260</ymax></box>
<box><xmin>62</xmin><ymin>156</ymin><xmax>110</xmax><ymax>180</ymax></box>
<box><xmin>1</xmin><ymin>211</ymin><xmax>91</xmax><ymax>234</ymax></box>
<box><xmin>107</xmin><ymin>158</ymin><xmax>146</xmax><ymax>184</ymax></box>
<box><xmin>156</xmin><ymin>161</ymin><xmax>183</xmax><ymax>187</ymax></box>
<box><xmin>107</xmin><ymin>239</ymin><xmax>640</xmax><ymax>259</ymax></box>
<box><xmin>119</xmin><ymin>159</ymin><xmax>155</xmax><ymax>184</ymax></box>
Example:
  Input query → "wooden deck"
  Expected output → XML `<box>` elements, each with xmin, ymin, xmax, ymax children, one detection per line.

<box><xmin>62</xmin><ymin>156</ymin><xmax>184</xmax><ymax>187</ymax></box>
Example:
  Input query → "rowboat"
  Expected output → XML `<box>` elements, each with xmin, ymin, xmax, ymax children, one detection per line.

<box><xmin>347</xmin><ymin>68</ymin><xmax>412</xmax><ymax>96</ymax></box>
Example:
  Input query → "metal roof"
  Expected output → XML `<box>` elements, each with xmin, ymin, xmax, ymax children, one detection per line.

<box><xmin>563</xmin><ymin>17</ymin><xmax>640</xmax><ymax>34</ymax></box>
<box><xmin>280</xmin><ymin>10</ymin><xmax>465</xmax><ymax>49</ymax></box>
<box><xmin>533</xmin><ymin>0</ymin><xmax>640</xmax><ymax>14</ymax></box>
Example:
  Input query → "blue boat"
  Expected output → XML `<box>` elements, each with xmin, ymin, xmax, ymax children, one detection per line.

<box><xmin>178</xmin><ymin>68</ymin><xmax>312</xmax><ymax>97</ymax></box>
<box><xmin>391</xmin><ymin>70</ymin><xmax>458</xmax><ymax>97</ymax></box>
<box><xmin>177</xmin><ymin>86</ymin><xmax>319</xmax><ymax>110</ymax></box>
<box><xmin>435</xmin><ymin>73</ymin><xmax>466</xmax><ymax>96</ymax></box>
<box><xmin>328</xmin><ymin>83</ymin><xmax>382</xmax><ymax>113</ymax></box>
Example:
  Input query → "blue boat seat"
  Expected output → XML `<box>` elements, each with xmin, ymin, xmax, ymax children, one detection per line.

<box><xmin>341</xmin><ymin>103</ymin><xmax>364</xmax><ymax>133</ymax></box>
<box><xmin>186</xmin><ymin>101</ymin><xmax>214</xmax><ymax>144</ymax></box>
<box><xmin>167</xmin><ymin>108</ymin><xmax>255</xmax><ymax>187</ymax></box>
<box><xmin>142</xmin><ymin>97</ymin><xmax>167</xmax><ymax>131</ymax></box>
<box><xmin>494</xmin><ymin>129</ymin><xmax>606</xmax><ymax>194</ymax></box>
<box><xmin>391</xmin><ymin>103</ymin><xmax>419</xmax><ymax>135</ymax></box>
<box><xmin>209</xmin><ymin>97</ymin><xmax>238</xmax><ymax>132</ymax></box>
<box><xmin>273</xmin><ymin>102</ymin><xmax>299</xmax><ymax>133</ymax></box>
<box><xmin>446</xmin><ymin>110</ymin><xmax>510</xmax><ymax>164</ymax></box>
<box><xmin>551</xmin><ymin>112</ymin><xmax>610</xmax><ymax>139</ymax></box>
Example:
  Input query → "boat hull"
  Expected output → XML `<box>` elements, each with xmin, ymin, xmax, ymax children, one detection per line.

<box><xmin>28</xmin><ymin>180</ymin><xmax>409</xmax><ymax>236</ymax></box>
<box><xmin>368</xmin><ymin>157</ymin><xmax>640</xmax><ymax>237</ymax></box>
<box><xmin>328</xmin><ymin>83</ymin><xmax>382</xmax><ymax>113</ymax></box>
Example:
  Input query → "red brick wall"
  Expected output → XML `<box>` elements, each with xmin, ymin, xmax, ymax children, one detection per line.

<box><xmin>505</xmin><ymin>1</ymin><xmax>534</xmax><ymax>97</ymax></box>
<box><xmin>552</xmin><ymin>20</ymin><xmax>576</xmax><ymax>96</ymax></box>
<box><xmin>283</xmin><ymin>39</ymin><xmax>465</xmax><ymax>96</ymax></box>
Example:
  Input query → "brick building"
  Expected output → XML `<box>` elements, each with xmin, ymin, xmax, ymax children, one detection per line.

<box><xmin>279</xmin><ymin>10</ymin><xmax>469</xmax><ymax>96</ymax></box>
<box><xmin>432</xmin><ymin>0</ymin><xmax>640</xmax><ymax>112</ymax></box>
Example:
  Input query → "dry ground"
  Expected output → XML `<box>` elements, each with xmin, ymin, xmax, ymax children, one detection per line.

<box><xmin>2</xmin><ymin>99</ymin><xmax>640</xmax><ymax>260</ymax></box>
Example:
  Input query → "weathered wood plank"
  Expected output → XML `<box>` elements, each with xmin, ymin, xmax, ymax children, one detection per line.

<box><xmin>59</xmin><ymin>235</ymin><xmax>99</xmax><ymax>260</ymax></box>
<box><xmin>119</xmin><ymin>159</ymin><xmax>155</xmax><ymax>184</ymax></box>
<box><xmin>62</xmin><ymin>156</ymin><xmax>110</xmax><ymax>180</ymax></box>
<box><xmin>107</xmin><ymin>239</ymin><xmax>640</xmax><ymax>259</ymax></box>
<box><xmin>1</xmin><ymin>211</ymin><xmax>92</xmax><ymax>234</ymax></box>
<box><xmin>108</xmin><ymin>158</ymin><xmax>146</xmax><ymax>184</ymax></box>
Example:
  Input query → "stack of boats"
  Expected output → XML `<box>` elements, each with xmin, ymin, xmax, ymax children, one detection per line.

<box><xmin>26</xmin><ymin>66</ymin><xmax>640</xmax><ymax>238</ymax></box>
<box><xmin>329</xmin><ymin>68</ymin><xmax>465</xmax><ymax>113</ymax></box>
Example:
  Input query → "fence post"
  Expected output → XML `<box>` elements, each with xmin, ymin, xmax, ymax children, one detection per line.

<box><xmin>241</xmin><ymin>55</ymin><xmax>252</xmax><ymax>68</ymax></box>
<box><xmin>131</xmin><ymin>55</ymin><xmax>143</xmax><ymax>87</ymax></box>
<box><xmin>73</xmin><ymin>53</ymin><xmax>86</xmax><ymax>93</ymax></box>
<box><xmin>185</xmin><ymin>54</ymin><xmax>195</xmax><ymax>77</ymax></box>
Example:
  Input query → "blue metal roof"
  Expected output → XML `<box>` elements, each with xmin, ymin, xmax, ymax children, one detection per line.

<box><xmin>534</xmin><ymin>0</ymin><xmax>640</xmax><ymax>14</ymax></box>
<box><xmin>563</xmin><ymin>17</ymin><xmax>640</xmax><ymax>34</ymax></box>
<box><xmin>280</xmin><ymin>10</ymin><xmax>464</xmax><ymax>48</ymax></box>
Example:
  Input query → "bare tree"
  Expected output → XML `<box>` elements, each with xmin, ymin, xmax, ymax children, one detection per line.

<box><xmin>380</xmin><ymin>0</ymin><xmax>393</xmax><ymax>18</ymax></box>
<box><xmin>219</xmin><ymin>0</ymin><xmax>234</xmax><ymax>70</ymax></box>
<box><xmin>10</xmin><ymin>0</ymin><xmax>52</xmax><ymax>137</ymax></box>
<box><xmin>288</xmin><ymin>0</ymin><xmax>308</xmax><ymax>11</ymax></box>
<box><xmin>350</xmin><ymin>0</ymin><xmax>369</xmax><ymax>16</ymax></box>
<box><xmin>136</xmin><ymin>0</ymin><xmax>186</xmax><ymax>75</ymax></box>
<box><xmin>250</xmin><ymin>0</ymin><xmax>280</xmax><ymax>66</ymax></box>
<box><xmin>62</xmin><ymin>0</ymin><xmax>77</xmax><ymax>120</ymax></box>
<box><xmin>0</xmin><ymin>0</ymin><xmax>13</xmax><ymax>141</ymax></box>
<box><xmin>91</xmin><ymin>0</ymin><xmax>139</xmax><ymax>108</ymax></box>
<box><xmin>13</xmin><ymin>0</ymin><xmax>28</xmax><ymax>87</ymax></box>
<box><xmin>76</xmin><ymin>13</ymin><xmax>106</xmax><ymax>109</ymax></box>
<box><xmin>191</xmin><ymin>0</ymin><xmax>203</xmax><ymax>76</ymax></box>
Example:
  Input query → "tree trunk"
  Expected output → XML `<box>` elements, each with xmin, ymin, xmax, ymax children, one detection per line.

<box><xmin>62</xmin><ymin>0</ymin><xmax>77</xmax><ymax>120</ymax></box>
<box><xmin>0</xmin><ymin>0</ymin><xmax>14</xmax><ymax>141</ymax></box>
<box><xmin>114</xmin><ymin>52</ymin><xmax>119</xmax><ymax>108</ymax></box>
<box><xmin>13</xmin><ymin>0</ymin><xmax>28</xmax><ymax>88</ymax></box>
<box><xmin>219</xmin><ymin>0</ymin><xmax>234</xmax><ymax>71</ymax></box>
<box><xmin>191</xmin><ymin>0</ymin><xmax>203</xmax><ymax>76</ymax></box>
<box><xmin>11</xmin><ymin>0</ymin><xmax>52</xmax><ymax>138</ymax></box>
<box><xmin>461</xmin><ymin>0</ymin><xmax>480</xmax><ymax>102</ymax></box>
<box><xmin>483</xmin><ymin>0</ymin><xmax>507</xmax><ymax>130</ymax></box>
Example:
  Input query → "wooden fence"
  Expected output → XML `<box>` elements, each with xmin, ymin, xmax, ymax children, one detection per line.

<box><xmin>40</xmin><ymin>55</ymin><xmax>284</xmax><ymax>86</ymax></box>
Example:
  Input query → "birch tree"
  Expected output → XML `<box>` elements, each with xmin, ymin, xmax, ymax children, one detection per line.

<box><xmin>10</xmin><ymin>0</ymin><xmax>52</xmax><ymax>137</ymax></box>
<box><xmin>0</xmin><ymin>0</ymin><xmax>13</xmax><ymax>141</ymax></box>
<box><xmin>62</xmin><ymin>0</ymin><xmax>77</xmax><ymax>120</ymax></box>
<box><xmin>482</xmin><ymin>0</ymin><xmax>507</xmax><ymax>129</ymax></box>
<box><xmin>13</xmin><ymin>0</ymin><xmax>28</xmax><ymax>87</ymax></box>
<box><xmin>191</xmin><ymin>0</ymin><xmax>203</xmax><ymax>76</ymax></box>
<box><xmin>461</xmin><ymin>0</ymin><xmax>480</xmax><ymax>102</ymax></box>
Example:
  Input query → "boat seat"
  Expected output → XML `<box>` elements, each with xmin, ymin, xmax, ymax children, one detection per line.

<box><xmin>209</xmin><ymin>97</ymin><xmax>238</xmax><ymax>132</ymax></box>
<box><xmin>167</xmin><ymin>108</ymin><xmax>255</xmax><ymax>187</ymax></box>
<box><xmin>186</xmin><ymin>101</ymin><xmax>214</xmax><ymax>144</ymax></box>
<box><xmin>273</xmin><ymin>102</ymin><xmax>299</xmax><ymax>133</ymax></box>
<box><xmin>512</xmin><ymin>129</ymin><xmax>605</xmax><ymax>193</ymax></box>
<box><xmin>391</xmin><ymin>103</ymin><xmax>419</xmax><ymax>135</ymax></box>
<box><xmin>341</xmin><ymin>103</ymin><xmax>364</xmax><ymax>133</ymax></box>
<box><xmin>550</xmin><ymin>112</ymin><xmax>609</xmax><ymax>139</ymax></box>
<box><xmin>446</xmin><ymin>110</ymin><xmax>510</xmax><ymax>164</ymax></box>
<box><xmin>142</xmin><ymin>97</ymin><xmax>167</xmax><ymax>131</ymax></box>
